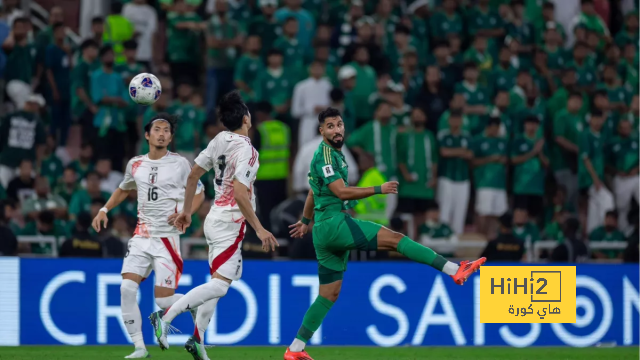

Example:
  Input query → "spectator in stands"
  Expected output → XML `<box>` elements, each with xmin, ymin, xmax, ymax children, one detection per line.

<box><xmin>254</xmin><ymin>49</ymin><xmax>294</xmax><ymax>124</ymax></box>
<box><xmin>610</xmin><ymin>118</ymin><xmax>639</xmax><ymax>232</ymax></box>
<box><xmin>45</xmin><ymin>22</ymin><xmax>72</xmax><ymax>147</ymax></box>
<box><xmin>569</xmin><ymin>0</ymin><xmax>610</xmax><ymax>48</ymax></box>
<box><xmin>492</xmin><ymin>46</ymin><xmax>517</xmax><ymax>93</ymax></box>
<box><xmin>91</xmin><ymin>45</ymin><xmax>129</xmax><ymax>169</ymax></box>
<box><xmin>511</xmin><ymin>116</ymin><xmax>548</xmax><ymax>222</ymax></box>
<box><xmin>600</xmin><ymin>63</ymin><xmax>630</xmax><ymax>115</ymax></box>
<box><xmin>89</xmin><ymin>17</ymin><xmax>105</xmax><ymax>48</ymax></box>
<box><xmin>26</xmin><ymin>210</ymin><xmax>68</xmax><ymax>254</ymax></box>
<box><xmin>512</xmin><ymin>206</ymin><xmax>541</xmax><ymax>246</ymax></box>
<box><xmin>579</xmin><ymin>109</ymin><xmax>615</xmax><ymax>232</ymax></box>
<box><xmin>60</xmin><ymin>212</ymin><xmax>102</xmax><ymax>258</ymax></box>
<box><xmin>342</xmin><ymin>18</ymin><xmax>386</xmax><ymax>75</ymax></box>
<box><xmin>623</xmin><ymin>209</ymin><xmax>639</xmax><ymax>263</ymax></box>
<box><xmin>34</xmin><ymin>6</ymin><xmax>64</xmax><ymax>84</ymax></box>
<box><xmin>291</xmin><ymin>60</ymin><xmax>332</xmax><ymax>148</ymax></box>
<box><xmin>274</xmin><ymin>17</ymin><xmax>309</xmax><ymax>81</ymax></box>
<box><xmin>0</xmin><ymin>201</ymin><xmax>18</xmax><ymax>256</ymax></box>
<box><xmin>103</xmin><ymin>2</ymin><xmax>134</xmax><ymax>65</ymax></box>
<box><xmin>205</xmin><ymin>0</ymin><xmax>242</xmax><ymax>112</ymax></box>
<box><xmin>416</xmin><ymin>65</ymin><xmax>452</xmax><ymax>134</ymax></box>
<box><xmin>55</xmin><ymin>166</ymin><xmax>80</xmax><ymax>204</ymax></box>
<box><xmin>40</xmin><ymin>135</ymin><xmax>64</xmax><ymax>188</ymax></box>
<box><xmin>430</xmin><ymin>0</ymin><xmax>462</xmax><ymax>41</ymax></box>
<box><xmin>3</xmin><ymin>17</ymin><xmax>35</xmax><ymax>89</ymax></box>
<box><xmin>100</xmin><ymin>214</ymin><xmax>127</xmax><ymax>258</ymax></box>
<box><xmin>543</xmin><ymin>206</ymin><xmax>568</xmax><ymax>243</ymax></box>
<box><xmin>418</xmin><ymin>202</ymin><xmax>456</xmax><ymax>247</ymax></box>
<box><xmin>234</xmin><ymin>35</ymin><xmax>263</xmax><ymax>102</ymax></box>
<box><xmin>481</xmin><ymin>213</ymin><xmax>524</xmax><ymax>262</ymax></box>
<box><xmin>93</xmin><ymin>158</ymin><xmax>124</xmax><ymax>194</ymax></box>
<box><xmin>348</xmin><ymin>101</ymin><xmax>397</xmax><ymax>181</ymax></box>
<box><xmin>387</xmin><ymin>81</ymin><xmax>411</xmax><ymax>127</ymax></box>
<box><xmin>70</xmin><ymin>142</ymin><xmax>95</xmax><ymax>180</ymax></box>
<box><xmin>570</xmin><ymin>42</ymin><xmax>598</xmax><ymax>92</ymax></box>
<box><xmin>589</xmin><ymin>210</ymin><xmax>626</xmax><ymax>259</ymax></box>
<box><xmin>122</xmin><ymin>0</ymin><xmax>158</xmax><ymax>70</ymax></box>
<box><xmin>472</xmin><ymin>117</ymin><xmax>508</xmax><ymax>238</ymax></box>
<box><xmin>347</xmin><ymin>45</ymin><xmax>377</xmax><ymax>128</ymax></box>
<box><xmin>553</xmin><ymin>91</ymin><xmax>584</xmax><ymax>207</ymax></box>
<box><xmin>72</xmin><ymin>40</ymin><xmax>100</xmax><ymax>142</ymax></box>
<box><xmin>115</xmin><ymin>40</ymin><xmax>145</xmax><ymax>85</ymax></box>
<box><xmin>0</xmin><ymin>94</ymin><xmax>46</xmax><ymax>190</ymax></box>
<box><xmin>275</xmin><ymin>0</ymin><xmax>315</xmax><ymax>48</ymax></box>
<box><xmin>69</xmin><ymin>171</ymin><xmax>111</xmax><ymax>222</ymax></box>
<box><xmin>6</xmin><ymin>159</ymin><xmax>36</xmax><ymax>204</ymax></box>
<box><xmin>436</xmin><ymin>110</ymin><xmax>472</xmax><ymax>234</ymax></box>
<box><xmin>456</xmin><ymin>62</ymin><xmax>490</xmax><ymax>135</ymax></box>
<box><xmin>248</xmin><ymin>0</ymin><xmax>280</xmax><ymax>59</ymax></box>
<box><xmin>551</xmin><ymin>217</ymin><xmax>588</xmax><ymax>262</ymax></box>
<box><xmin>22</xmin><ymin>175</ymin><xmax>67</xmax><ymax>220</ymax></box>
<box><xmin>335</xmin><ymin>65</ymin><xmax>357</xmax><ymax>133</ymax></box>
<box><xmin>167</xmin><ymin>80</ymin><xmax>203</xmax><ymax>162</ymax></box>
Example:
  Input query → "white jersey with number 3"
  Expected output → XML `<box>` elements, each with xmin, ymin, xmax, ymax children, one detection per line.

<box><xmin>119</xmin><ymin>152</ymin><xmax>204</xmax><ymax>237</ymax></box>
<box><xmin>195</xmin><ymin>131</ymin><xmax>259</xmax><ymax>223</ymax></box>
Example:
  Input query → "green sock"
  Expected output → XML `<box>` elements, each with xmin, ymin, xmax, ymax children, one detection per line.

<box><xmin>295</xmin><ymin>295</ymin><xmax>334</xmax><ymax>342</ymax></box>
<box><xmin>397</xmin><ymin>236</ymin><xmax>448</xmax><ymax>271</ymax></box>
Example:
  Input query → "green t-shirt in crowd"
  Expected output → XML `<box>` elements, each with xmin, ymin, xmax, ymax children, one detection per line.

<box><xmin>511</xmin><ymin>135</ymin><xmax>547</xmax><ymax>196</ymax></box>
<box><xmin>114</xmin><ymin>61</ymin><xmax>145</xmax><ymax>83</ymax></box>
<box><xmin>40</xmin><ymin>154</ymin><xmax>64</xmax><ymax>187</ymax></box>
<box><xmin>69</xmin><ymin>160</ymin><xmax>94</xmax><ymax>181</ymax></box>
<box><xmin>430</xmin><ymin>11</ymin><xmax>464</xmax><ymax>39</ymax></box>
<box><xmin>578</xmin><ymin>129</ymin><xmax>605</xmax><ymax>189</ymax></box>
<box><xmin>273</xmin><ymin>35</ymin><xmax>310</xmax><ymax>81</ymax></box>
<box><xmin>167</xmin><ymin>101</ymin><xmax>205</xmax><ymax>152</ymax></box>
<box><xmin>512</xmin><ymin>98</ymin><xmax>546</xmax><ymax>136</ymax></box>
<box><xmin>247</xmin><ymin>15</ymin><xmax>281</xmax><ymax>59</ymax></box>
<box><xmin>69</xmin><ymin>189</ymin><xmax>112</xmax><ymax>218</ymax></box>
<box><xmin>206</xmin><ymin>14</ymin><xmax>241</xmax><ymax>68</ymax></box>
<box><xmin>543</xmin><ymin>221</ymin><xmax>565</xmax><ymax>243</ymax></box>
<box><xmin>568</xmin><ymin>59</ymin><xmax>598</xmax><ymax>88</ymax></box>
<box><xmin>253</xmin><ymin>68</ymin><xmax>294</xmax><ymax>108</ymax></box>
<box><xmin>5</xmin><ymin>43</ymin><xmax>36</xmax><ymax>84</ymax></box>
<box><xmin>54</xmin><ymin>183</ymin><xmax>82</xmax><ymax>205</ymax></box>
<box><xmin>597</xmin><ymin>82</ymin><xmax>632</xmax><ymax>111</ymax></box>
<box><xmin>608</xmin><ymin>135</ymin><xmax>639</xmax><ymax>173</ymax></box>
<box><xmin>552</xmin><ymin>109</ymin><xmax>585</xmax><ymax>171</ymax></box>
<box><xmin>348</xmin><ymin>62</ymin><xmax>377</xmax><ymax>120</ymax></box>
<box><xmin>513</xmin><ymin>222</ymin><xmax>541</xmax><ymax>244</ymax></box>
<box><xmin>438</xmin><ymin>130</ymin><xmax>472</xmax><ymax>182</ymax></box>
<box><xmin>45</xmin><ymin>43</ymin><xmax>72</xmax><ymax>100</ymax></box>
<box><xmin>347</xmin><ymin>120</ymin><xmax>398</xmax><ymax>180</ymax></box>
<box><xmin>71</xmin><ymin>58</ymin><xmax>101</xmax><ymax>118</ymax></box>
<box><xmin>391</xmin><ymin>105</ymin><xmax>412</xmax><ymax>127</ymax></box>
<box><xmin>167</xmin><ymin>11</ymin><xmax>202</xmax><ymax>64</ymax></box>
<box><xmin>491</xmin><ymin>63</ymin><xmax>518</xmax><ymax>93</ymax></box>
<box><xmin>22</xmin><ymin>194</ymin><xmax>67</xmax><ymax>215</ymax></box>
<box><xmin>466</xmin><ymin>6</ymin><xmax>504</xmax><ymax>36</ymax></box>
<box><xmin>397</xmin><ymin>130</ymin><xmax>438</xmax><ymax>199</ymax></box>
<box><xmin>233</xmin><ymin>54</ymin><xmax>264</xmax><ymax>101</ymax></box>
<box><xmin>472</xmin><ymin>134</ymin><xmax>508</xmax><ymax>190</ymax></box>
<box><xmin>588</xmin><ymin>225</ymin><xmax>626</xmax><ymax>258</ymax></box>
<box><xmin>0</xmin><ymin>111</ymin><xmax>46</xmax><ymax>168</ymax></box>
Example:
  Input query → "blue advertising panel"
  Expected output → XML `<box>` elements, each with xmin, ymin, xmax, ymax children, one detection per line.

<box><xmin>2</xmin><ymin>259</ymin><xmax>638</xmax><ymax>347</ymax></box>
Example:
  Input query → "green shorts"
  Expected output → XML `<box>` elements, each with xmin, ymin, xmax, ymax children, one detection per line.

<box><xmin>313</xmin><ymin>213</ymin><xmax>382</xmax><ymax>280</ymax></box>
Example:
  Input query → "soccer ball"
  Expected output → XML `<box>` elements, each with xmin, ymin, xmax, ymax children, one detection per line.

<box><xmin>129</xmin><ymin>73</ymin><xmax>162</xmax><ymax>105</ymax></box>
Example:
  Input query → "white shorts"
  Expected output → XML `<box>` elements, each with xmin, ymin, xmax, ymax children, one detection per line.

<box><xmin>475</xmin><ymin>188</ymin><xmax>508</xmax><ymax>216</ymax></box>
<box><xmin>121</xmin><ymin>235</ymin><xmax>183</xmax><ymax>289</ymax></box>
<box><xmin>205</xmin><ymin>219</ymin><xmax>246</xmax><ymax>281</ymax></box>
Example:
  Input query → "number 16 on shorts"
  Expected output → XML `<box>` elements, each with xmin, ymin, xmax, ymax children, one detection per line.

<box><xmin>479</xmin><ymin>266</ymin><xmax>576</xmax><ymax>323</ymax></box>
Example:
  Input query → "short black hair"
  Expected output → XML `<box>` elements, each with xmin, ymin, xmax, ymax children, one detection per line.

<box><xmin>511</xmin><ymin>0</ymin><xmax>524</xmax><ymax>6</ymax></box>
<box><xmin>64</xmin><ymin>165</ymin><xmax>77</xmax><ymax>173</ymax></box>
<box><xmin>145</xmin><ymin>113</ymin><xmax>177</xmax><ymax>135</ymax></box>
<box><xmin>80</xmin><ymin>39</ymin><xmax>99</xmax><ymax>51</ymax></box>
<box><xmin>426</xmin><ymin>201</ymin><xmax>440</xmax><ymax>212</ymax></box>
<box><xmin>394</xmin><ymin>23</ymin><xmax>411</xmax><ymax>35</ymax></box>
<box><xmin>590</xmin><ymin>109</ymin><xmax>604</xmax><ymax>118</ymax></box>
<box><xmin>568</xmin><ymin>91</ymin><xmax>583</xmax><ymax>99</ymax></box>
<box><xmin>38</xmin><ymin>210</ymin><xmax>55</xmax><ymax>225</ymax></box>
<box><xmin>13</xmin><ymin>17</ymin><xmax>29</xmax><ymax>27</ymax></box>
<box><xmin>52</xmin><ymin>22</ymin><xmax>65</xmax><ymax>32</ymax></box>
<box><xmin>91</xmin><ymin>197</ymin><xmax>106</xmax><ymax>207</ymax></box>
<box><xmin>593</xmin><ymin>89</ymin><xmax>608</xmax><ymax>98</ymax></box>
<box><xmin>123</xmin><ymin>39</ymin><xmax>138</xmax><ymax>50</ymax></box>
<box><xmin>499</xmin><ymin>213</ymin><xmax>513</xmax><ymax>228</ymax></box>
<box><xmin>99</xmin><ymin>44</ymin><xmax>114</xmax><ymax>57</ymax></box>
<box><xmin>92</xmin><ymin>16</ymin><xmax>104</xmax><ymax>24</ymax></box>
<box><xmin>605</xmin><ymin>210</ymin><xmax>618</xmax><ymax>219</ymax></box>
<box><xmin>514</xmin><ymin>206</ymin><xmax>529</xmax><ymax>213</ymax></box>
<box><xmin>284</xmin><ymin>16</ymin><xmax>298</xmax><ymax>24</ymax></box>
<box><xmin>254</xmin><ymin>101</ymin><xmax>273</xmax><ymax>115</ymax></box>
<box><xmin>86</xmin><ymin>171</ymin><xmax>100</xmax><ymax>180</ymax></box>
<box><xmin>518</xmin><ymin>68</ymin><xmax>532</xmax><ymax>76</ymax></box>
<box><xmin>111</xmin><ymin>1</ymin><xmax>123</xmax><ymax>14</ymax></box>
<box><xmin>581</xmin><ymin>0</ymin><xmax>593</xmax><ymax>5</ymax></box>
<box><xmin>486</xmin><ymin>116</ymin><xmax>501</xmax><ymax>127</ymax></box>
<box><xmin>450</xmin><ymin>108</ymin><xmax>464</xmax><ymax>118</ymax></box>
<box><xmin>267</xmin><ymin>48</ymin><xmax>284</xmax><ymax>58</ymax></box>
<box><xmin>433</xmin><ymin>39</ymin><xmax>450</xmax><ymax>49</ymax></box>
<box><xmin>574</xmin><ymin>41</ymin><xmax>589</xmax><ymax>49</ymax></box>
<box><xmin>543</xmin><ymin>1</ymin><xmax>555</xmax><ymax>9</ymax></box>
<box><xmin>524</xmin><ymin>115</ymin><xmax>540</xmax><ymax>124</ymax></box>
<box><xmin>318</xmin><ymin>107</ymin><xmax>342</xmax><ymax>124</ymax></box>
<box><xmin>217</xmin><ymin>91</ymin><xmax>249</xmax><ymax>131</ymax></box>
<box><xmin>77</xmin><ymin>212</ymin><xmax>92</xmax><ymax>229</ymax></box>
<box><xmin>330</xmin><ymin>88</ymin><xmax>344</xmax><ymax>103</ymax></box>
<box><xmin>463</xmin><ymin>61</ymin><xmax>478</xmax><ymax>71</ymax></box>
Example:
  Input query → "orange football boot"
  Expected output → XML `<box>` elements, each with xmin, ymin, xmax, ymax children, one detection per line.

<box><xmin>284</xmin><ymin>347</ymin><xmax>314</xmax><ymax>360</ymax></box>
<box><xmin>451</xmin><ymin>257</ymin><xmax>486</xmax><ymax>285</ymax></box>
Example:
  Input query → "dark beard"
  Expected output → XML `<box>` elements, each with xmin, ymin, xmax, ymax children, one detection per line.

<box><xmin>327</xmin><ymin>137</ymin><xmax>344</xmax><ymax>148</ymax></box>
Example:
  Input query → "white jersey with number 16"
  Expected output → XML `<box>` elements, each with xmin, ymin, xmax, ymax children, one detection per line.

<box><xmin>119</xmin><ymin>152</ymin><xmax>204</xmax><ymax>238</ymax></box>
<box><xmin>195</xmin><ymin>131</ymin><xmax>259</xmax><ymax>223</ymax></box>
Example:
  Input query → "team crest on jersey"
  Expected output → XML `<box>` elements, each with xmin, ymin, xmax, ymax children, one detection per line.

<box><xmin>149</xmin><ymin>173</ymin><xmax>158</xmax><ymax>184</ymax></box>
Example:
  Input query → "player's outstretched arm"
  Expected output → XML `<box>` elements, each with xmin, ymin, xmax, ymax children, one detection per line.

<box><xmin>168</xmin><ymin>191</ymin><xmax>205</xmax><ymax>227</ymax></box>
<box><xmin>290</xmin><ymin>189</ymin><xmax>315</xmax><ymax>239</ymax></box>
<box><xmin>92</xmin><ymin>188</ymin><xmax>130</xmax><ymax>232</ymax></box>
<box><xmin>233</xmin><ymin>178</ymin><xmax>279</xmax><ymax>252</ymax></box>
<box><xmin>174</xmin><ymin>164</ymin><xmax>207</xmax><ymax>232</ymax></box>
<box><xmin>327</xmin><ymin>178</ymin><xmax>398</xmax><ymax>201</ymax></box>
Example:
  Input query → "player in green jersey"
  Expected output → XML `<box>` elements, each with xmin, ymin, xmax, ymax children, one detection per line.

<box><xmin>283</xmin><ymin>108</ymin><xmax>486</xmax><ymax>360</ymax></box>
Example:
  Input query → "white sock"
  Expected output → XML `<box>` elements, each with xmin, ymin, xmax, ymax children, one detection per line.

<box><xmin>443</xmin><ymin>261</ymin><xmax>460</xmax><ymax>276</ymax></box>
<box><xmin>155</xmin><ymin>294</ymin><xmax>184</xmax><ymax>310</ymax></box>
<box><xmin>193</xmin><ymin>298</ymin><xmax>219</xmax><ymax>343</ymax></box>
<box><xmin>163</xmin><ymin>278</ymin><xmax>230</xmax><ymax>323</ymax></box>
<box><xmin>121</xmin><ymin>279</ymin><xmax>145</xmax><ymax>350</ymax></box>
<box><xmin>290</xmin><ymin>338</ymin><xmax>306</xmax><ymax>352</ymax></box>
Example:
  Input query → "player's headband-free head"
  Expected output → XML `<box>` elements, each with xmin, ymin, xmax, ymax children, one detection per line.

<box><xmin>148</xmin><ymin>118</ymin><xmax>174</xmax><ymax>132</ymax></box>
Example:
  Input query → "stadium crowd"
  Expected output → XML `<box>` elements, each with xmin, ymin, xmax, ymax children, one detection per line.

<box><xmin>0</xmin><ymin>0</ymin><xmax>637</xmax><ymax>262</ymax></box>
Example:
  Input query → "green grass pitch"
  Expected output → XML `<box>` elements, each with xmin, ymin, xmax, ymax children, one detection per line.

<box><xmin>0</xmin><ymin>346</ymin><xmax>637</xmax><ymax>360</ymax></box>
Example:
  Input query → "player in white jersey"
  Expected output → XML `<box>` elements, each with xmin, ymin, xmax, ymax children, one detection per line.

<box><xmin>150</xmin><ymin>91</ymin><xmax>279</xmax><ymax>360</ymax></box>
<box><xmin>92</xmin><ymin>114</ymin><xmax>205</xmax><ymax>359</ymax></box>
